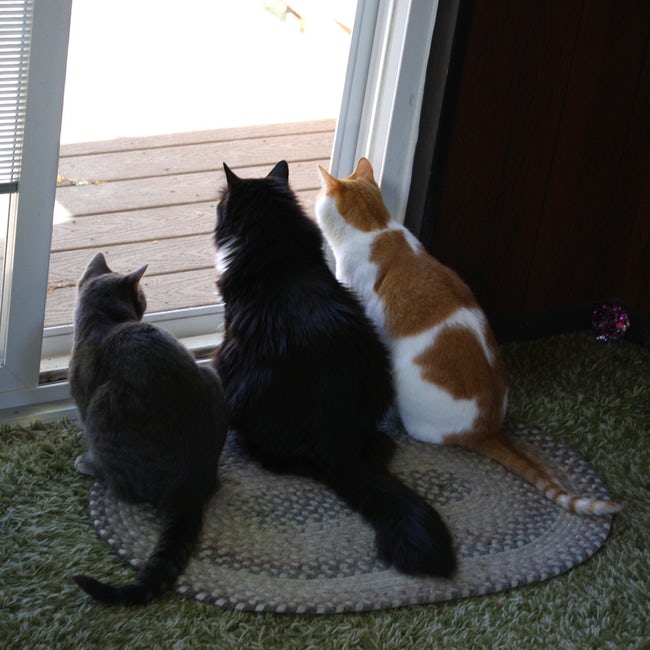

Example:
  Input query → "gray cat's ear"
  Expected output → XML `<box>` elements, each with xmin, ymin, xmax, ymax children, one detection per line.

<box><xmin>267</xmin><ymin>160</ymin><xmax>289</xmax><ymax>183</ymax></box>
<box><xmin>79</xmin><ymin>251</ymin><xmax>112</xmax><ymax>287</ymax></box>
<box><xmin>223</xmin><ymin>162</ymin><xmax>239</xmax><ymax>188</ymax></box>
<box><xmin>87</xmin><ymin>251</ymin><xmax>111</xmax><ymax>275</ymax></box>
<box><xmin>126</xmin><ymin>264</ymin><xmax>148</xmax><ymax>291</ymax></box>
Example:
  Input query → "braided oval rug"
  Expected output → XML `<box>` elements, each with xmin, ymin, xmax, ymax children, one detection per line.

<box><xmin>86</xmin><ymin>421</ymin><xmax>614</xmax><ymax>614</ymax></box>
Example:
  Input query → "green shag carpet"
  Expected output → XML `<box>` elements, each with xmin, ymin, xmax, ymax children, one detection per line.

<box><xmin>1</xmin><ymin>332</ymin><xmax>649</xmax><ymax>649</ymax></box>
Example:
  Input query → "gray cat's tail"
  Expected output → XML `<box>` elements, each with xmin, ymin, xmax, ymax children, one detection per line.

<box><xmin>73</xmin><ymin>497</ymin><xmax>204</xmax><ymax>606</ymax></box>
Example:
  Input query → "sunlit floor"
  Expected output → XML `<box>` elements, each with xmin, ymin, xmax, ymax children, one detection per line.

<box><xmin>60</xmin><ymin>0</ymin><xmax>354</xmax><ymax>143</ymax></box>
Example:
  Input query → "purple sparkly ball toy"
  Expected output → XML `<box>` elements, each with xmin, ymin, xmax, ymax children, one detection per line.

<box><xmin>592</xmin><ymin>304</ymin><xmax>631</xmax><ymax>342</ymax></box>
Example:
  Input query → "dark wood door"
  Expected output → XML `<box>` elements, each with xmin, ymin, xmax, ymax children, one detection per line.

<box><xmin>422</xmin><ymin>0</ymin><xmax>650</xmax><ymax>333</ymax></box>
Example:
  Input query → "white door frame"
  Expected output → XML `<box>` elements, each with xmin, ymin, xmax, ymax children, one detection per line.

<box><xmin>331</xmin><ymin>0</ymin><xmax>439</xmax><ymax>223</ymax></box>
<box><xmin>0</xmin><ymin>1</ymin><xmax>72</xmax><ymax>416</ymax></box>
<box><xmin>0</xmin><ymin>0</ymin><xmax>441</xmax><ymax>423</ymax></box>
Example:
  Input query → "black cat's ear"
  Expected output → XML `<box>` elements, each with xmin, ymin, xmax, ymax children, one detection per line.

<box><xmin>267</xmin><ymin>160</ymin><xmax>289</xmax><ymax>183</ymax></box>
<box><xmin>223</xmin><ymin>163</ymin><xmax>240</xmax><ymax>188</ymax></box>
<box><xmin>125</xmin><ymin>264</ymin><xmax>148</xmax><ymax>291</ymax></box>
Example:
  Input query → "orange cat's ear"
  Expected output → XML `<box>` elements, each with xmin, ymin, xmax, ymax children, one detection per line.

<box><xmin>318</xmin><ymin>165</ymin><xmax>341</xmax><ymax>194</ymax></box>
<box><xmin>352</xmin><ymin>157</ymin><xmax>375</xmax><ymax>181</ymax></box>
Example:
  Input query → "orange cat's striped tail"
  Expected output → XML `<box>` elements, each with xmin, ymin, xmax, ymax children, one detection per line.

<box><xmin>451</xmin><ymin>430</ymin><xmax>621</xmax><ymax>516</ymax></box>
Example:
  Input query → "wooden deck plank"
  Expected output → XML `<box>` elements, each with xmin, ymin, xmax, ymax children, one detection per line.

<box><xmin>57</xmin><ymin>131</ymin><xmax>334</xmax><ymax>183</ymax></box>
<box><xmin>49</xmin><ymin>191</ymin><xmax>319</xmax><ymax>288</ymax></box>
<box><xmin>51</xmin><ymin>191</ymin><xmax>317</xmax><ymax>252</ymax></box>
<box><xmin>51</xmin><ymin>201</ymin><xmax>217</xmax><ymax>251</ymax></box>
<box><xmin>49</xmin><ymin>233</ymin><xmax>214</xmax><ymax>286</ymax></box>
<box><xmin>59</xmin><ymin>119</ymin><xmax>335</xmax><ymax>156</ymax></box>
<box><xmin>46</xmin><ymin>268</ymin><xmax>219</xmax><ymax>328</ymax></box>
<box><xmin>55</xmin><ymin>159</ymin><xmax>327</xmax><ymax>216</ymax></box>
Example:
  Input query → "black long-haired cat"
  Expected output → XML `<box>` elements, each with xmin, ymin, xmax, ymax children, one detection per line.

<box><xmin>212</xmin><ymin>161</ymin><xmax>456</xmax><ymax>577</ymax></box>
<box><xmin>69</xmin><ymin>252</ymin><xmax>228</xmax><ymax>606</ymax></box>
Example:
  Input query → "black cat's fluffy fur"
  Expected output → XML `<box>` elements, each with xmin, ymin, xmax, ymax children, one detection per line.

<box><xmin>69</xmin><ymin>252</ymin><xmax>227</xmax><ymax>605</ymax></box>
<box><xmin>213</xmin><ymin>161</ymin><xmax>456</xmax><ymax>577</ymax></box>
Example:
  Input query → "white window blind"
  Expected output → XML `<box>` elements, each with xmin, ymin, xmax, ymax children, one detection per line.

<box><xmin>0</xmin><ymin>0</ymin><xmax>32</xmax><ymax>192</ymax></box>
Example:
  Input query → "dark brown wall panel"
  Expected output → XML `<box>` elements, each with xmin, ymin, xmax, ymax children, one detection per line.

<box><xmin>590</xmin><ymin>12</ymin><xmax>650</xmax><ymax>309</ymax></box>
<box><xmin>426</xmin><ymin>0</ymin><xmax>650</xmax><ymax>321</ymax></box>
<box><xmin>478</xmin><ymin>0</ymin><xmax>583</xmax><ymax>315</ymax></box>
<box><xmin>524</xmin><ymin>0</ymin><xmax>615</xmax><ymax>312</ymax></box>
<box><xmin>428</xmin><ymin>0</ymin><xmax>533</xmax><ymax>292</ymax></box>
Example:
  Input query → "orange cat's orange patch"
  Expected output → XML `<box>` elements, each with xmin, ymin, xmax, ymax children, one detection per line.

<box><xmin>415</xmin><ymin>327</ymin><xmax>507</xmax><ymax>435</ymax></box>
<box><xmin>370</xmin><ymin>229</ymin><xmax>476</xmax><ymax>337</ymax></box>
<box><xmin>415</xmin><ymin>328</ymin><xmax>494</xmax><ymax>400</ymax></box>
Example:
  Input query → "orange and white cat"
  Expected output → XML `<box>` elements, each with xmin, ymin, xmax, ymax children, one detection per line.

<box><xmin>316</xmin><ymin>157</ymin><xmax>620</xmax><ymax>516</ymax></box>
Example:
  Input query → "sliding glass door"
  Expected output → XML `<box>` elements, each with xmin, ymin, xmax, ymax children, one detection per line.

<box><xmin>0</xmin><ymin>1</ymin><xmax>72</xmax><ymax>412</ymax></box>
<box><xmin>0</xmin><ymin>0</ymin><xmax>442</xmax><ymax>421</ymax></box>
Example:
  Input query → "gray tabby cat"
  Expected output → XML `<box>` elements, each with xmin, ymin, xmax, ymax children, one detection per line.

<box><xmin>69</xmin><ymin>252</ymin><xmax>227</xmax><ymax>606</ymax></box>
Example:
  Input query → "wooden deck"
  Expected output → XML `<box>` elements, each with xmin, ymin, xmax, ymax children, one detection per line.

<box><xmin>47</xmin><ymin>119</ymin><xmax>336</xmax><ymax>328</ymax></box>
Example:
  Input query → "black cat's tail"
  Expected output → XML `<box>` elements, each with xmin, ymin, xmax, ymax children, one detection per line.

<box><xmin>73</xmin><ymin>497</ymin><xmax>204</xmax><ymax>606</ymax></box>
<box><xmin>319</xmin><ymin>460</ymin><xmax>456</xmax><ymax>577</ymax></box>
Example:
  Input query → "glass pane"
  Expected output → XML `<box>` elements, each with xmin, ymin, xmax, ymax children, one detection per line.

<box><xmin>47</xmin><ymin>0</ymin><xmax>357</xmax><ymax>331</ymax></box>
